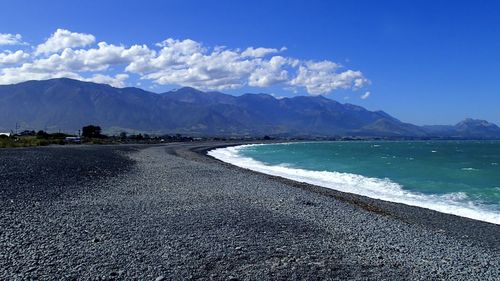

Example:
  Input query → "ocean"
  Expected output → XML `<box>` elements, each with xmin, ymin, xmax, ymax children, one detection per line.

<box><xmin>209</xmin><ymin>141</ymin><xmax>500</xmax><ymax>224</ymax></box>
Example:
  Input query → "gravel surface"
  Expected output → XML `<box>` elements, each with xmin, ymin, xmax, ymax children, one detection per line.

<box><xmin>0</xmin><ymin>143</ymin><xmax>499</xmax><ymax>280</ymax></box>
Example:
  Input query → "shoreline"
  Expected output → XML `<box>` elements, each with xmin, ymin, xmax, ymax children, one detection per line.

<box><xmin>170</xmin><ymin>141</ymin><xmax>500</xmax><ymax>249</ymax></box>
<box><xmin>205</xmin><ymin>142</ymin><xmax>499</xmax><ymax>225</ymax></box>
<box><xmin>1</xmin><ymin>143</ymin><xmax>499</xmax><ymax>279</ymax></box>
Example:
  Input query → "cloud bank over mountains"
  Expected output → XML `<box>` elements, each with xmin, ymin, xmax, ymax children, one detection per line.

<box><xmin>0</xmin><ymin>29</ymin><xmax>369</xmax><ymax>95</ymax></box>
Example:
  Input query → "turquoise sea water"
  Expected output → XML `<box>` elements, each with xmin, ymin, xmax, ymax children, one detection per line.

<box><xmin>209</xmin><ymin>141</ymin><xmax>500</xmax><ymax>224</ymax></box>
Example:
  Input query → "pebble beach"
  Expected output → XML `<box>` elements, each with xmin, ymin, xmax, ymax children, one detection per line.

<box><xmin>0</xmin><ymin>143</ymin><xmax>498</xmax><ymax>280</ymax></box>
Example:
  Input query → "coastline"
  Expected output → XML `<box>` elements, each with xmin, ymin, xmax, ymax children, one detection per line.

<box><xmin>205</xmin><ymin>141</ymin><xmax>500</xmax><ymax>225</ymax></box>
<box><xmin>174</xmin><ymin>141</ymin><xmax>500</xmax><ymax>248</ymax></box>
<box><xmin>1</xmin><ymin>143</ymin><xmax>498</xmax><ymax>279</ymax></box>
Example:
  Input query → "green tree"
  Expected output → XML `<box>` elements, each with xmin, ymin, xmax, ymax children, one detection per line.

<box><xmin>82</xmin><ymin>125</ymin><xmax>102</xmax><ymax>138</ymax></box>
<box><xmin>119</xmin><ymin>131</ymin><xmax>127</xmax><ymax>140</ymax></box>
<box><xmin>36</xmin><ymin>130</ymin><xmax>49</xmax><ymax>138</ymax></box>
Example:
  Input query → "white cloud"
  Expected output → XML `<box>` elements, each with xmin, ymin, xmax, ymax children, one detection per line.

<box><xmin>135</xmin><ymin>39</ymin><xmax>261</xmax><ymax>90</ymax></box>
<box><xmin>85</xmin><ymin>73</ymin><xmax>129</xmax><ymax>88</ymax></box>
<box><xmin>361</xmin><ymin>91</ymin><xmax>371</xmax><ymax>99</ymax></box>
<box><xmin>289</xmin><ymin>61</ymin><xmax>369</xmax><ymax>95</ymax></box>
<box><xmin>270</xmin><ymin>93</ymin><xmax>286</xmax><ymax>99</ymax></box>
<box><xmin>0</xmin><ymin>42</ymin><xmax>153</xmax><ymax>85</ymax></box>
<box><xmin>128</xmin><ymin>39</ymin><xmax>368</xmax><ymax>93</ymax></box>
<box><xmin>0</xmin><ymin>50</ymin><xmax>29</xmax><ymax>65</ymax></box>
<box><xmin>0</xmin><ymin>66</ymin><xmax>82</xmax><ymax>84</ymax></box>
<box><xmin>35</xmin><ymin>42</ymin><xmax>153</xmax><ymax>72</ymax></box>
<box><xmin>0</xmin><ymin>33</ymin><xmax>24</xmax><ymax>45</ymax></box>
<box><xmin>0</xmin><ymin>29</ymin><xmax>370</xmax><ymax>95</ymax></box>
<box><xmin>248</xmin><ymin>56</ymin><xmax>289</xmax><ymax>87</ymax></box>
<box><xmin>241</xmin><ymin>47</ymin><xmax>280</xmax><ymax>58</ymax></box>
<box><xmin>35</xmin><ymin>29</ymin><xmax>95</xmax><ymax>55</ymax></box>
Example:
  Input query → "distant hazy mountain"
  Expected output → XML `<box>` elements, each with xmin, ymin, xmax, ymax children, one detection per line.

<box><xmin>422</xmin><ymin>119</ymin><xmax>500</xmax><ymax>139</ymax></box>
<box><xmin>0</xmin><ymin>78</ymin><xmax>499</xmax><ymax>138</ymax></box>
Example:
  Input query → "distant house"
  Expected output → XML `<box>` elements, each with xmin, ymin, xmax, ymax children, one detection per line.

<box><xmin>65</xmin><ymin>136</ymin><xmax>81</xmax><ymax>143</ymax></box>
<box><xmin>0</xmin><ymin>132</ymin><xmax>11</xmax><ymax>137</ymax></box>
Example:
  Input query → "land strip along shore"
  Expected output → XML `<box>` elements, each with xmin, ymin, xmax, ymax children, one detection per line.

<box><xmin>0</xmin><ymin>142</ymin><xmax>498</xmax><ymax>280</ymax></box>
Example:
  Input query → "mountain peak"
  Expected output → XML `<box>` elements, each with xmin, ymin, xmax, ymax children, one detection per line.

<box><xmin>163</xmin><ymin>86</ymin><xmax>236</xmax><ymax>105</ymax></box>
<box><xmin>456</xmin><ymin>118</ymin><xmax>498</xmax><ymax>128</ymax></box>
<box><xmin>9</xmin><ymin>77</ymin><xmax>116</xmax><ymax>90</ymax></box>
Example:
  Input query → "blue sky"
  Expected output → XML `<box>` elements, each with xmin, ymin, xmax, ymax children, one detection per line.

<box><xmin>0</xmin><ymin>0</ymin><xmax>499</xmax><ymax>125</ymax></box>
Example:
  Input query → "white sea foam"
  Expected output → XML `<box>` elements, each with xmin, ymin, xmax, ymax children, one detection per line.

<box><xmin>461</xmin><ymin>168</ymin><xmax>478</xmax><ymax>171</ymax></box>
<box><xmin>209</xmin><ymin>144</ymin><xmax>500</xmax><ymax>225</ymax></box>
<box><xmin>441</xmin><ymin>192</ymin><xmax>469</xmax><ymax>201</ymax></box>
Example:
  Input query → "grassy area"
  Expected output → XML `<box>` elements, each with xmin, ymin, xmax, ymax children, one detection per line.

<box><xmin>0</xmin><ymin>126</ymin><xmax>207</xmax><ymax>148</ymax></box>
<box><xmin>0</xmin><ymin>135</ymin><xmax>66</xmax><ymax>148</ymax></box>
<box><xmin>0</xmin><ymin>132</ymin><xmax>126</xmax><ymax>148</ymax></box>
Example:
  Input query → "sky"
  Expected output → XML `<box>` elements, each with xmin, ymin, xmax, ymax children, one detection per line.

<box><xmin>0</xmin><ymin>0</ymin><xmax>499</xmax><ymax>125</ymax></box>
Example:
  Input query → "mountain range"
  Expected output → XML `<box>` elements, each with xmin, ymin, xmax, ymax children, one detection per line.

<box><xmin>0</xmin><ymin>78</ymin><xmax>499</xmax><ymax>138</ymax></box>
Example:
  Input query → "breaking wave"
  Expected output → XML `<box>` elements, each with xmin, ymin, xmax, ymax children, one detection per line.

<box><xmin>209</xmin><ymin>144</ymin><xmax>500</xmax><ymax>225</ymax></box>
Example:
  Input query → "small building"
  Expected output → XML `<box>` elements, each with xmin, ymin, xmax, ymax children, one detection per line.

<box><xmin>65</xmin><ymin>136</ymin><xmax>81</xmax><ymax>143</ymax></box>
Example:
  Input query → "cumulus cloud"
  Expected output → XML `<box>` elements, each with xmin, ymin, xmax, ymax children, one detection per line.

<box><xmin>290</xmin><ymin>61</ymin><xmax>368</xmax><ymax>95</ymax></box>
<box><xmin>135</xmin><ymin>39</ymin><xmax>265</xmax><ymax>90</ymax></box>
<box><xmin>241</xmin><ymin>47</ymin><xmax>280</xmax><ymax>58</ymax></box>
<box><xmin>0</xmin><ymin>33</ymin><xmax>24</xmax><ymax>45</ymax></box>
<box><xmin>0</xmin><ymin>50</ymin><xmax>29</xmax><ymax>66</ymax></box>
<box><xmin>361</xmin><ymin>91</ymin><xmax>371</xmax><ymax>99</ymax></box>
<box><xmin>0</xmin><ymin>29</ymin><xmax>370</xmax><ymax>95</ymax></box>
<box><xmin>35</xmin><ymin>29</ymin><xmax>95</xmax><ymax>55</ymax></box>
<box><xmin>0</xmin><ymin>42</ymin><xmax>152</xmax><ymax>85</ymax></box>
<box><xmin>248</xmin><ymin>56</ymin><xmax>289</xmax><ymax>87</ymax></box>
<box><xmin>33</xmin><ymin>42</ymin><xmax>153</xmax><ymax>72</ymax></box>
<box><xmin>0</xmin><ymin>66</ymin><xmax>82</xmax><ymax>84</ymax></box>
